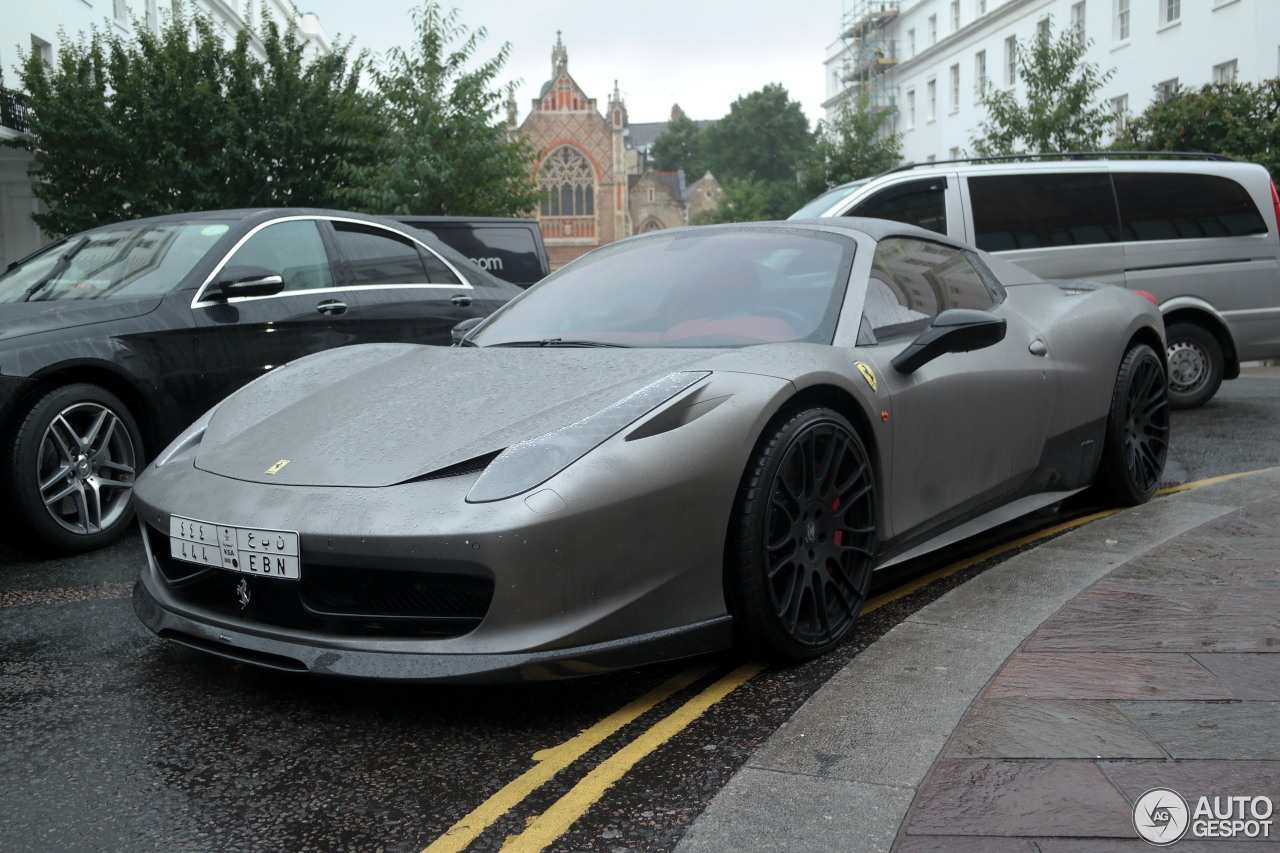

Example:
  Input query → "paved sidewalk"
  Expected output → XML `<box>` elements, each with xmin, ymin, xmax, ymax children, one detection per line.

<box><xmin>677</xmin><ymin>468</ymin><xmax>1280</xmax><ymax>852</ymax></box>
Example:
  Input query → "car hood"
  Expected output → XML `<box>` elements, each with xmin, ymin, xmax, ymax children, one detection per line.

<box><xmin>0</xmin><ymin>297</ymin><xmax>163</xmax><ymax>343</ymax></box>
<box><xmin>194</xmin><ymin>343</ymin><xmax>743</xmax><ymax>488</ymax></box>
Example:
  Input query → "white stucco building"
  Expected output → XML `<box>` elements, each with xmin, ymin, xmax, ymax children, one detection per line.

<box><xmin>824</xmin><ymin>0</ymin><xmax>1280</xmax><ymax>166</ymax></box>
<box><xmin>0</xmin><ymin>0</ymin><xmax>332</xmax><ymax>264</ymax></box>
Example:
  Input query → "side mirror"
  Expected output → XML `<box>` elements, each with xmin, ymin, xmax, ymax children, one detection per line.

<box><xmin>213</xmin><ymin>265</ymin><xmax>286</xmax><ymax>300</ymax></box>
<box><xmin>451</xmin><ymin>316</ymin><xmax>484</xmax><ymax>345</ymax></box>
<box><xmin>891</xmin><ymin>309</ymin><xmax>1007</xmax><ymax>374</ymax></box>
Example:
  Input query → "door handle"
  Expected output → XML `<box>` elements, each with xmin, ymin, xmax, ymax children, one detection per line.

<box><xmin>316</xmin><ymin>299</ymin><xmax>347</xmax><ymax>316</ymax></box>
<box><xmin>450</xmin><ymin>294</ymin><xmax>473</xmax><ymax>307</ymax></box>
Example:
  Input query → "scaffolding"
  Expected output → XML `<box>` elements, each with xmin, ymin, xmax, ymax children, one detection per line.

<box><xmin>839</xmin><ymin>0</ymin><xmax>900</xmax><ymax>114</ymax></box>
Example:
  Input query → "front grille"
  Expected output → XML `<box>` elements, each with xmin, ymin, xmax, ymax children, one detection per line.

<box><xmin>145</xmin><ymin>525</ymin><xmax>493</xmax><ymax>638</ymax></box>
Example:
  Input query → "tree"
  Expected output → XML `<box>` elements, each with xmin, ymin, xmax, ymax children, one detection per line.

<box><xmin>804</xmin><ymin>92</ymin><xmax>901</xmax><ymax>195</ymax></box>
<box><xmin>649</xmin><ymin>109</ymin><xmax>708</xmax><ymax>179</ymax></box>
<box><xmin>700</xmin><ymin>84</ymin><xmax>815</xmax><ymax>220</ymax></box>
<box><xmin>351</xmin><ymin>1</ymin><xmax>539</xmax><ymax>217</ymax></box>
<box><xmin>974</xmin><ymin>20</ymin><xmax>1115</xmax><ymax>155</ymax></box>
<box><xmin>6</xmin><ymin>9</ymin><xmax>383</xmax><ymax>235</ymax></box>
<box><xmin>1117</xmin><ymin>79</ymin><xmax>1280</xmax><ymax>183</ymax></box>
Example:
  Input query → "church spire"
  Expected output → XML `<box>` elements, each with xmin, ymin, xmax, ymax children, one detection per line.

<box><xmin>552</xmin><ymin>31</ymin><xmax>567</xmax><ymax>75</ymax></box>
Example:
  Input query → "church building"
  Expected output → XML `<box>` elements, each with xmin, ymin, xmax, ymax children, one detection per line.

<box><xmin>515</xmin><ymin>36</ymin><xmax>723</xmax><ymax>268</ymax></box>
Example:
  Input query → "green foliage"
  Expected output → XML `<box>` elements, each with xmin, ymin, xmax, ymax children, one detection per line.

<box><xmin>698</xmin><ymin>174</ymin><xmax>801</xmax><ymax>224</ymax></box>
<box><xmin>974</xmin><ymin>20</ymin><xmax>1115</xmax><ymax>155</ymax></box>
<box><xmin>803</xmin><ymin>92</ymin><xmax>901</xmax><ymax>195</ymax></box>
<box><xmin>698</xmin><ymin>84</ymin><xmax>815</xmax><ymax>221</ymax></box>
<box><xmin>1117</xmin><ymin>79</ymin><xmax>1280</xmax><ymax>183</ymax></box>
<box><xmin>6</xmin><ymin>7</ymin><xmax>383</xmax><ymax>235</ymax></box>
<box><xmin>649</xmin><ymin>111</ymin><xmax>708</xmax><ymax>179</ymax></box>
<box><xmin>351</xmin><ymin>2</ymin><xmax>539</xmax><ymax>217</ymax></box>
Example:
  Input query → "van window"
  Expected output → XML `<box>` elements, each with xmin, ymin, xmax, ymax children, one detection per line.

<box><xmin>1114</xmin><ymin>173</ymin><xmax>1268</xmax><ymax>241</ymax></box>
<box><xmin>969</xmin><ymin>173</ymin><xmax>1119</xmax><ymax>251</ymax></box>
<box><xmin>848</xmin><ymin>177</ymin><xmax>948</xmax><ymax>235</ymax></box>
<box><xmin>864</xmin><ymin>237</ymin><xmax>993</xmax><ymax>342</ymax></box>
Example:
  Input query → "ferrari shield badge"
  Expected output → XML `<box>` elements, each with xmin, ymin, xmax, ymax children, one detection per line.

<box><xmin>856</xmin><ymin>362</ymin><xmax>878</xmax><ymax>392</ymax></box>
<box><xmin>265</xmin><ymin>459</ymin><xmax>290</xmax><ymax>475</ymax></box>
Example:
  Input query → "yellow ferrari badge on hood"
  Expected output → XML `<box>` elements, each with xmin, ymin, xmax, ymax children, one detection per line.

<box><xmin>265</xmin><ymin>459</ymin><xmax>291</xmax><ymax>475</ymax></box>
<box><xmin>856</xmin><ymin>363</ymin><xmax>878</xmax><ymax>392</ymax></box>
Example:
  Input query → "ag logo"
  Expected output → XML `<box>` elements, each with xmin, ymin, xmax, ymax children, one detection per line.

<box><xmin>856</xmin><ymin>362</ymin><xmax>878</xmax><ymax>392</ymax></box>
<box><xmin>1134</xmin><ymin>787</ymin><xmax>1189</xmax><ymax>846</ymax></box>
<box><xmin>265</xmin><ymin>459</ymin><xmax>291</xmax><ymax>475</ymax></box>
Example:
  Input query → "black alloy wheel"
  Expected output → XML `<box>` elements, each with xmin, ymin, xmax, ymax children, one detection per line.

<box><xmin>7</xmin><ymin>383</ymin><xmax>143</xmax><ymax>553</ymax></box>
<box><xmin>728</xmin><ymin>407</ymin><xmax>878</xmax><ymax>661</ymax></box>
<box><xmin>1098</xmin><ymin>343</ymin><xmax>1170</xmax><ymax>506</ymax></box>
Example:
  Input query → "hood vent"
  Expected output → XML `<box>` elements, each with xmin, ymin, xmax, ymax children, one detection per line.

<box><xmin>404</xmin><ymin>450</ymin><xmax>503</xmax><ymax>485</ymax></box>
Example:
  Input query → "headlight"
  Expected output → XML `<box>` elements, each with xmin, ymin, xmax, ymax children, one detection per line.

<box><xmin>466</xmin><ymin>371</ymin><xmax>710</xmax><ymax>503</ymax></box>
<box><xmin>151</xmin><ymin>405</ymin><xmax>216</xmax><ymax>468</ymax></box>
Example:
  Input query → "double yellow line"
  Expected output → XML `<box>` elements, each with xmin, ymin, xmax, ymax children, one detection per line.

<box><xmin>419</xmin><ymin>469</ymin><xmax>1267</xmax><ymax>853</ymax></box>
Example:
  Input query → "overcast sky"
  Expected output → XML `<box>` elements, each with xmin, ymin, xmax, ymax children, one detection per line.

<box><xmin>299</xmin><ymin>0</ymin><xmax>840</xmax><ymax>126</ymax></box>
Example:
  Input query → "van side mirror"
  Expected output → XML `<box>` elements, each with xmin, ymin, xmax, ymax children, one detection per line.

<box><xmin>891</xmin><ymin>309</ymin><xmax>1007</xmax><ymax>374</ymax></box>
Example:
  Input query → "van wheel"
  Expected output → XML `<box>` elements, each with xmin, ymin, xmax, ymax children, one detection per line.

<box><xmin>1165</xmin><ymin>323</ymin><xmax>1223</xmax><ymax>409</ymax></box>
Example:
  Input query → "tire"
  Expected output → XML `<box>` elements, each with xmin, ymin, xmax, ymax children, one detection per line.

<box><xmin>726</xmin><ymin>407</ymin><xmax>878</xmax><ymax>661</ymax></box>
<box><xmin>1097</xmin><ymin>344</ymin><xmax>1170</xmax><ymax>506</ymax></box>
<box><xmin>7</xmin><ymin>383</ymin><xmax>143</xmax><ymax>554</ymax></box>
<box><xmin>1165</xmin><ymin>322</ymin><xmax>1224</xmax><ymax>410</ymax></box>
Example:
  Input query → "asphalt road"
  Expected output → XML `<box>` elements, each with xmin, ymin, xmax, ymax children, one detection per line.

<box><xmin>2</xmin><ymin>372</ymin><xmax>1277</xmax><ymax>853</ymax></box>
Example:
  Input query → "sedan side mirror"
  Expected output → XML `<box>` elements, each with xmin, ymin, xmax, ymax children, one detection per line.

<box><xmin>891</xmin><ymin>309</ymin><xmax>1007</xmax><ymax>374</ymax></box>
<box><xmin>451</xmin><ymin>316</ymin><xmax>484</xmax><ymax>344</ymax></box>
<box><xmin>213</xmin><ymin>265</ymin><xmax>286</xmax><ymax>300</ymax></box>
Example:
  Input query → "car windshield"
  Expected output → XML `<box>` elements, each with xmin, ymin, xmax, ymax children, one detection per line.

<box><xmin>469</xmin><ymin>227</ymin><xmax>854</xmax><ymax>349</ymax></box>
<box><xmin>0</xmin><ymin>221</ymin><xmax>232</xmax><ymax>303</ymax></box>
<box><xmin>788</xmin><ymin>181</ymin><xmax>870</xmax><ymax>220</ymax></box>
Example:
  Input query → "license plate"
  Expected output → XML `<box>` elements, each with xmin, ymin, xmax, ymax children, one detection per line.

<box><xmin>168</xmin><ymin>515</ymin><xmax>301</xmax><ymax>580</ymax></box>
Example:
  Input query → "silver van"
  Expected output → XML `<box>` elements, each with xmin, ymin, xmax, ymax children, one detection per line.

<box><xmin>791</xmin><ymin>154</ymin><xmax>1280</xmax><ymax>408</ymax></box>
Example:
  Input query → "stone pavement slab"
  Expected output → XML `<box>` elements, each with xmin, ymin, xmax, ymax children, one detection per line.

<box><xmin>678</xmin><ymin>468</ymin><xmax>1280</xmax><ymax>853</ymax></box>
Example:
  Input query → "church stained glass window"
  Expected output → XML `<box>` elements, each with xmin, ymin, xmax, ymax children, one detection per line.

<box><xmin>539</xmin><ymin>146</ymin><xmax>595</xmax><ymax>217</ymax></box>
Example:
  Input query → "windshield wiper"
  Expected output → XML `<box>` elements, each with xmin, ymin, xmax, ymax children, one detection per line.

<box><xmin>23</xmin><ymin>238</ymin><xmax>88</xmax><ymax>302</ymax></box>
<box><xmin>486</xmin><ymin>338</ymin><xmax>628</xmax><ymax>348</ymax></box>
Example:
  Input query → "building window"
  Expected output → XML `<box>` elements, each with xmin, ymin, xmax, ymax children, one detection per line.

<box><xmin>906</xmin><ymin>89</ymin><xmax>916</xmax><ymax>128</ymax></box>
<box><xmin>927</xmin><ymin>78</ymin><xmax>937</xmax><ymax>121</ymax></box>
<box><xmin>1111</xmin><ymin>94</ymin><xmax>1128</xmax><ymax>133</ymax></box>
<box><xmin>928</xmin><ymin>15</ymin><xmax>938</xmax><ymax>45</ymax></box>
<box><xmin>1071</xmin><ymin>2</ymin><xmax>1087</xmax><ymax>40</ymax></box>
<box><xmin>950</xmin><ymin>0</ymin><xmax>960</xmax><ymax>31</ymax></box>
<box><xmin>926</xmin><ymin>155</ymin><xmax>937</xmax><ymax>163</ymax></box>
<box><xmin>1037</xmin><ymin>18</ymin><xmax>1051</xmax><ymax>41</ymax></box>
<box><xmin>146</xmin><ymin>0</ymin><xmax>159</xmax><ymax>32</ymax></box>
<box><xmin>1115</xmin><ymin>0</ymin><xmax>1130</xmax><ymax>40</ymax></box>
<box><xmin>1004</xmin><ymin>36</ymin><xmax>1017</xmax><ymax>86</ymax></box>
<box><xmin>1160</xmin><ymin>0</ymin><xmax>1181</xmax><ymax>26</ymax></box>
<box><xmin>114</xmin><ymin>0</ymin><xmax>128</xmax><ymax>24</ymax></box>
<box><xmin>538</xmin><ymin>145</ymin><xmax>596</xmax><ymax>218</ymax></box>
<box><xmin>974</xmin><ymin>50</ymin><xmax>987</xmax><ymax>95</ymax></box>
<box><xmin>907</xmin><ymin>29</ymin><xmax>916</xmax><ymax>57</ymax></box>
<box><xmin>949</xmin><ymin>64</ymin><xmax>960</xmax><ymax>111</ymax></box>
<box><xmin>30</xmin><ymin>34</ymin><xmax>53</xmax><ymax>64</ymax></box>
<box><xmin>949</xmin><ymin>147</ymin><xmax>961</xmax><ymax>159</ymax></box>
<box><xmin>1156</xmin><ymin>78</ymin><xmax>1179</xmax><ymax>99</ymax></box>
<box><xmin>1213</xmin><ymin>60</ymin><xmax>1238</xmax><ymax>84</ymax></box>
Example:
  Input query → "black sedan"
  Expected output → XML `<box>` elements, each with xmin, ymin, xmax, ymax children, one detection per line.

<box><xmin>0</xmin><ymin>209</ymin><xmax>520</xmax><ymax>553</ymax></box>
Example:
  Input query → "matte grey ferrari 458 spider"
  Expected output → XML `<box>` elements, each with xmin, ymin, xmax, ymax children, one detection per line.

<box><xmin>132</xmin><ymin>219</ymin><xmax>1169</xmax><ymax>682</ymax></box>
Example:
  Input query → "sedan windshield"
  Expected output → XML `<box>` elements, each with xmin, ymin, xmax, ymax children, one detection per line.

<box><xmin>0</xmin><ymin>221</ymin><xmax>232</xmax><ymax>303</ymax></box>
<box><xmin>469</xmin><ymin>228</ymin><xmax>854</xmax><ymax>349</ymax></box>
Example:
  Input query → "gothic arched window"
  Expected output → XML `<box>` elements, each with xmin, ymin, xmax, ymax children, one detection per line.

<box><xmin>539</xmin><ymin>146</ymin><xmax>595</xmax><ymax>217</ymax></box>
